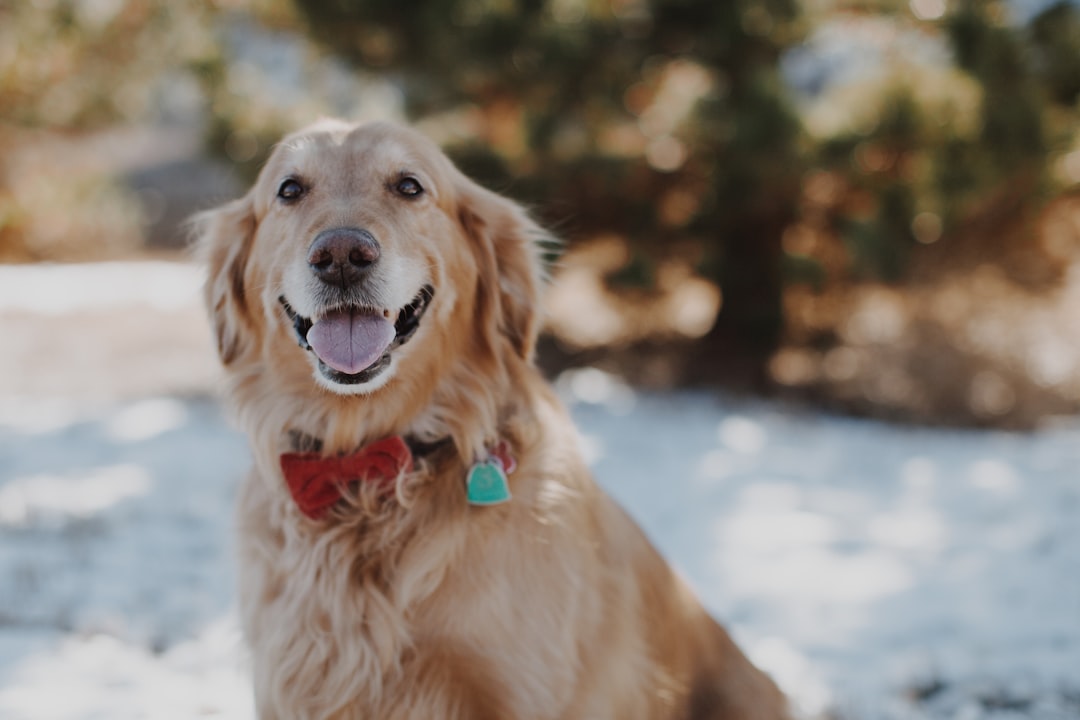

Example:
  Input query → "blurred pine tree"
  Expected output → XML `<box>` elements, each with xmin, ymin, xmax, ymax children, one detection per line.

<box><xmin>802</xmin><ymin>1</ymin><xmax>1078</xmax><ymax>291</ymax></box>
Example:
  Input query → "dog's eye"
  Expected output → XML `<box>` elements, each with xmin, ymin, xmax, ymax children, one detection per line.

<box><xmin>394</xmin><ymin>177</ymin><xmax>424</xmax><ymax>198</ymax></box>
<box><xmin>278</xmin><ymin>179</ymin><xmax>305</xmax><ymax>201</ymax></box>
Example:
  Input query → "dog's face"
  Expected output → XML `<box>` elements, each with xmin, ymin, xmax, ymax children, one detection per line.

<box><xmin>199</xmin><ymin>120</ymin><xmax>542</xmax><ymax>411</ymax></box>
<box><xmin>252</xmin><ymin>120</ymin><xmax>457</xmax><ymax>395</ymax></box>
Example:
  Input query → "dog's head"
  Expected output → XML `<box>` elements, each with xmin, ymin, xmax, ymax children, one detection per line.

<box><xmin>197</xmin><ymin>120</ymin><xmax>545</xmax><ymax>447</ymax></box>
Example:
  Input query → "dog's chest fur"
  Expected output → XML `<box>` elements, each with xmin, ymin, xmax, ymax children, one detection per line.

<box><xmin>235</xmin><ymin>461</ymin><xmax>609</xmax><ymax>720</ymax></box>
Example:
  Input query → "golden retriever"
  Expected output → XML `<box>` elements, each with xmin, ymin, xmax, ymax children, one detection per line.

<box><xmin>197</xmin><ymin>119</ymin><xmax>790</xmax><ymax>720</ymax></box>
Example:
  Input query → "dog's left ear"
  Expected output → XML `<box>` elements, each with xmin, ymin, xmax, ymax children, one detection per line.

<box><xmin>458</xmin><ymin>183</ymin><xmax>547</xmax><ymax>362</ymax></box>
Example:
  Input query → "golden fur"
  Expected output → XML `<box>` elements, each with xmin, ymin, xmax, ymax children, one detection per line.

<box><xmin>197</xmin><ymin>119</ymin><xmax>790</xmax><ymax>720</ymax></box>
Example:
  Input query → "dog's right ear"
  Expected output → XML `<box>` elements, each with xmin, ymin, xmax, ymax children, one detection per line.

<box><xmin>193</xmin><ymin>196</ymin><xmax>256</xmax><ymax>365</ymax></box>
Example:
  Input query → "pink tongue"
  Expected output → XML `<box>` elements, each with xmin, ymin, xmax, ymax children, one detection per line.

<box><xmin>307</xmin><ymin>310</ymin><xmax>396</xmax><ymax>375</ymax></box>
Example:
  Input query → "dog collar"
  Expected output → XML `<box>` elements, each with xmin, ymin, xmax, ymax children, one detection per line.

<box><xmin>280</xmin><ymin>435</ymin><xmax>514</xmax><ymax>518</ymax></box>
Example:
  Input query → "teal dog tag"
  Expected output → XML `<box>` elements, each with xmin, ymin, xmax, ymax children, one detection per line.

<box><xmin>466</xmin><ymin>460</ymin><xmax>512</xmax><ymax>506</ymax></box>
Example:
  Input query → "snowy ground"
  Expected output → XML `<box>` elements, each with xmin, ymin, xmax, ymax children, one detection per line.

<box><xmin>0</xmin><ymin>262</ymin><xmax>1078</xmax><ymax>719</ymax></box>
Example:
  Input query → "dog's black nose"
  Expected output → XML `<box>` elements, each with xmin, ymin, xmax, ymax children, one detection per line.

<box><xmin>307</xmin><ymin>228</ymin><xmax>381</xmax><ymax>288</ymax></box>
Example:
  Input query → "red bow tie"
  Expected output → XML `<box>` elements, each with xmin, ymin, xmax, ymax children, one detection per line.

<box><xmin>280</xmin><ymin>436</ymin><xmax>413</xmax><ymax>519</ymax></box>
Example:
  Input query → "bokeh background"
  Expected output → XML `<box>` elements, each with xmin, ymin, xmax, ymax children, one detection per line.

<box><xmin>6</xmin><ymin>0</ymin><xmax>1080</xmax><ymax>424</ymax></box>
<box><xmin>2</xmin><ymin>1</ymin><xmax>1080</xmax><ymax>718</ymax></box>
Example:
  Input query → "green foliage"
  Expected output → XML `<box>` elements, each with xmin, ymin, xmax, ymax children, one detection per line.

<box><xmin>1029</xmin><ymin>2</ymin><xmax>1080</xmax><ymax>107</ymax></box>
<box><xmin>781</xmin><ymin>251</ymin><xmax>826</xmax><ymax>292</ymax></box>
<box><xmin>0</xmin><ymin>0</ymin><xmax>216</xmax><ymax>128</ymax></box>
<box><xmin>0</xmin><ymin>0</ymin><xmax>222</xmax><ymax>260</ymax></box>
<box><xmin>949</xmin><ymin>3</ymin><xmax>1045</xmax><ymax>172</ymax></box>
<box><xmin>803</xmin><ymin>1</ymin><xmax>1080</xmax><ymax>285</ymax></box>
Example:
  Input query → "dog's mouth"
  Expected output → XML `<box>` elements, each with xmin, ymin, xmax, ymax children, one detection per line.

<box><xmin>279</xmin><ymin>285</ymin><xmax>434</xmax><ymax>386</ymax></box>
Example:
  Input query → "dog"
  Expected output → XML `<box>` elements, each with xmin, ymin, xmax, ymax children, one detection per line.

<box><xmin>197</xmin><ymin>119</ymin><xmax>790</xmax><ymax>720</ymax></box>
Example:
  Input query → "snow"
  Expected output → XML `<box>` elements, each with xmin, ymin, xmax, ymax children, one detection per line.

<box><xmin>0</xmin><ymin>396</ymin><xmax>252</xmax><ymax>720</ymax></box>
<box><xmin>0</xmin><ymin>262</ymin><xmax>202</xmax><ymax>315</ymax></box>
<box><xmin>1</xmin><ymin>262</ymin><xmax>1078</xmax><ymax>719</ymax></box>
<box><xmin>567</xmin><ymin>384</ymin><xmax>1080</xmax><ymax>718</ymax></box>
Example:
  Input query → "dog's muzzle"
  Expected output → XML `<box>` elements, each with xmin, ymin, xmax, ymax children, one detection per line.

<box><xmin>279</xmin><ymin>285</ymin><xmax>434</xmax><ymax>385</ymax></box>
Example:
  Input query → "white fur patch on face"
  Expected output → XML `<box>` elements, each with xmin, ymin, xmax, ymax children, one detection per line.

<box><xmin>378</xmin><ymin>253</ymin><xmax>430</xmax><ymax>315</ymax></box>
<box><xmin>281</xmin><ymin>260</ymin><xmax>321</xmax><ymax>320</ymax></box>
